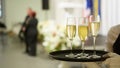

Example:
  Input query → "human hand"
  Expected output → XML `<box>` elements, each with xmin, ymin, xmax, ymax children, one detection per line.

<box><xmin>102</xmin><ymin>52</ymin><xmax>120</xmax><ymax>68</ymax></box>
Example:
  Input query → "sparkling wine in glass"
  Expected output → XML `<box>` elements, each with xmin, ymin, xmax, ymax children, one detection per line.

<box><xmin>65</xmin><ymin>17</ymin><xmax>76</xmax><ymax>58</ymax></box>
<box><xmin>66</xmin><ymin>25</ymin><xmax>76</xmax><ymax>40</ymax></box>
<box><xmin>76</xmin><ymin>17</ymin><xmax>89</xmax><ymax>58</ymax></box>
<box><xmin>90</xmin><ymin>15</ymin><xmax>101</xmax><ymax>58</ymax></box>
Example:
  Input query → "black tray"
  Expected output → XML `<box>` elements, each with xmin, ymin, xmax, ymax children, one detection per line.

<box><xmin>49</xmin><ymin>50</ymin><xmax>108</xmax><ymax>62</ymax></box>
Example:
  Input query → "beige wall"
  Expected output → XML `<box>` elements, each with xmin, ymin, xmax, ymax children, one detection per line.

<box><xmin>55</xmin><ymin>0</ymin><xmax>84</xmax><ymax>25</ymax></box>
<box><xmin>4</xmin><ymin>0</ymin><xmax>84</xmax><ymax>31</ymax></box>
<box><xmin>4</xmin><ymin>0</ymin><xmax>118</xmax><ymax>36</ymax></box>
<box><xmin>5</xmin><ymin>0</ymin><xmax>55</xmax><ymax>30</ymax></box>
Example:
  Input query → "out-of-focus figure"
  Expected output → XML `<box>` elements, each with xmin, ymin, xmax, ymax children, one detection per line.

<box><xmin>24</xmin><ymin>11</ymin><xmax>38</xmax><ymax>56</ymax></box>
<box><xmin>18</xmin><ymin>8</ymin><xmax>32</xmax><ymax>42</ymax></box>
<box><xmin>18</xmin><ymin>8</ymin><xmax>33</xmax><ymax>53</ymax></box>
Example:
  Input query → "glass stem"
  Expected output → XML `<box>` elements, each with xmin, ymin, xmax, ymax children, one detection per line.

<box><xmin>81</xmin><ymin>41</ymin><xmax>85</xmax><ymax>54</ymax></box>
<box><xmin>70</xmin><ymin>39</ymin><xmax>73</xmax><ymax>54</ymax></box>
<box><xmin>93</xmin><ymin>36</ymin><xmax>96</xmax><ymax>55</ymax></box>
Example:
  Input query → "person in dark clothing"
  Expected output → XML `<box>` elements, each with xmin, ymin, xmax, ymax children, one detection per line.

<box><xmin>18</xmin><ymin>8</ymin><xmax>33</xmax><ymax>54</ymax></box>
<box><xmin>24</xmin><ymin>11</ymin><xmax>38</xmax><ymax>56</ymax></box>
<box><xmin>18</xmin><ymin>16</ymin><xmax>29</xmax><ymax>41</ymax></box>
<box><xmin>18</xmin><ymin>8</ymin><xmax>32</xmax><ymax>42</ymax></box>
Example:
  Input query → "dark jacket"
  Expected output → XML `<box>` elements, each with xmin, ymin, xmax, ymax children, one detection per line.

<box><xmin>18</xmin><ymin>15</ymin><xmax>30</xmax><ymax>41</ymax></box>
<box><xmin>25</xmin><ymin>17</ymin><xmax>38</xmax><ymax>37</ymax></box>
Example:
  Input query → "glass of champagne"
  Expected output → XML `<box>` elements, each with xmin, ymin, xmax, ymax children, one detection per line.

<box><xmin>77</xmin><ymin>17</ymin><xmax>89</xmax><ymax>58</ymax></box>
<box><xmin>90</xmin><ymin>15</ymin><xmax>101</xmax><ymax>58</ymax></box>
<box><xmin>65</xmin><ymin>17</ymin><xmax>76</xmax><ymax>58</ymax></box>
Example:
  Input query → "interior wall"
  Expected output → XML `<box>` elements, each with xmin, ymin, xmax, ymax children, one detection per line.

<box><xmin>4</xmin><ymin>0</ymin><xmax>117</xmax><ymax>36</ymax></box>
<box><xmin>0</xmin><ymin>0</ymin><xmax>5</xmax><ymax>23</ymax></box>
<box><xmin>5</xmin><ymin>0</ymin><xmax>55</xmax><ymax>31</ymax></box>
<box><xmin>101</xmin><ymin>0</ymin><xmax>120</xmax><ymax>35</ymax></box>
<box><xmin>55</xmin><ymin>0</ymin><xmax>84</xmax><ymax>25</ymax></box>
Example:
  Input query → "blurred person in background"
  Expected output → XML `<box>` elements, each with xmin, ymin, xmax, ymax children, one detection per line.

<box><xmin>23</xmin><ymin>11</ymin><xmax>38</xmax><ymax>56</ymax></box>
<box><xmin>18</xmin><ymin>8</ymin><xmax>32</xmax><ymax>41</ymax></box>
<box><xmin>18</xmin><ymin>8</ymin><xmax>33</xmax><ymax>53</ymax></box>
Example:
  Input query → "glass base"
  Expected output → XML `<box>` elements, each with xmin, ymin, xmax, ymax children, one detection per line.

<box><xmin>65</xmin><ymin>53</ymin><xmax>75</xmax><ymax>58</ymax></box>
<box><xmin>75</xmin><ymin>53</ymin><xmax>90</xmax><ymax>59</ymax></box>
<box><xmin>90</xmin><ymin>54</ymin><xmax>101</xmax><ymax>58</ymax></box>
<box><xmin>75</xmin><ymin>53</ymin><xmax>101</xmax><ymax>59</ymax></box>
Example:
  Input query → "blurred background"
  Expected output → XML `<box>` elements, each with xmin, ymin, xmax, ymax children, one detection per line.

<box><xmin>0</xmin><ymin>0</ymin><xmax>120</xmax><ymax>68</ymax></box>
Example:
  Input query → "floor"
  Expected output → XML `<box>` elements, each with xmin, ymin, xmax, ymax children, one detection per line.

<box><xmin>0</xmin><ymin>35</ymin><xmax>60</xmax><ymax>68</ymax></box>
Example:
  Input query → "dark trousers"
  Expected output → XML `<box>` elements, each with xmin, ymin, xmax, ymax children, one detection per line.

<box><xmin>25</xmin><ymin>34</ymin><xmax>37</xmax><ymax>56</ymax></box>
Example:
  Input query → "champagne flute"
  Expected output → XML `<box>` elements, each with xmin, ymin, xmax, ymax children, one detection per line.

<box><xmin>77</xmin><ymin>17</ymin><xmax>89</xmax><ymax>58</ymax></box>
<box><xmin>90</xmin><ymin>15</ymin><xmax>101</xmax><ymax>58</ymax></box>
<box><xmin>65</xmin><ymin>17</ymin><xmax>76</xmax><ymax>58</ymax></box>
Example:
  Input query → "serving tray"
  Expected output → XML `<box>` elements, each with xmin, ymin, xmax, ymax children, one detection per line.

<box><xmin>49</xmin><ymin>50</ymin><xmax>108</xmax><ymax>62</ymax></box>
